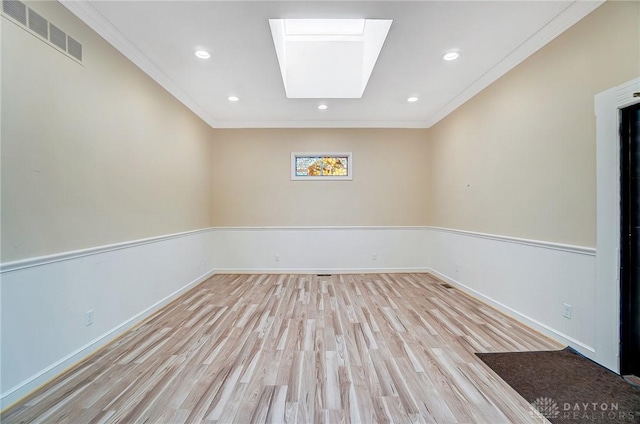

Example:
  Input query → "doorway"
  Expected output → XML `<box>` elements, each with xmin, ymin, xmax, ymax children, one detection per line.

<box><xmin>620</xmin><ymin>102</ymin><xmax>640</xmax><ymax>376</ymax></box>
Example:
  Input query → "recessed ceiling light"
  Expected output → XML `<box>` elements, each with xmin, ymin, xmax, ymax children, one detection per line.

<box><xmin>227</xmin><ymin>96</ymin><xmax>240</xmax><ymax>102</ymax></box>
<box><xmin>407</xmin><ymin>96</ymin><xmax>419</xmax><ymax>103</ymax></box>
<box><xmin>318</xmin><ymin>104</ymin><xmax>328</xmax><ymax>110</ymax></box>
<box><xmin>194</xmin><ymin>49</ymin><xmax>211</xmax><ymax>59</ymax></box>
<box><xmin>443</xmin><ymin>50</ymin><xmax>460</xmax><ymax>61</ymax></box>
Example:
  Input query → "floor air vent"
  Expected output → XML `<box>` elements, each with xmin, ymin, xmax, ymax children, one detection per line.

<box><xmin>2</xmin><ymin>0</ymin><xmax>83</xmax><ymax>64</ymax></box>
<box><xmin>317</xmin><ymin>274</ymin><xmax>332</xmax><ymax>277</ymax></box>
<box><xmin>440</xmin><ymin>283</ymin><xmax>454</xmax><ymax>289</ymax></box>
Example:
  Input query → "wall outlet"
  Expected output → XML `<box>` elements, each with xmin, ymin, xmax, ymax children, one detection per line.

<box><xmin>275</xmin><ymin>254</ymin><xmax>280</xmax><ymax>262</ymax></box>
<box><xmin>85</xmin><ymin>309</ymin><xmax>94</xmax><ymax>326</ymax></box>
<box><xmin>563</xmin><ymin>303</ymin><xmax>572</xmax><ymax>319</ymax></box>
<box><xmin>372</xmin><ymin>253</ymin><xmax>377</xmax><ymax>261</ymax></box>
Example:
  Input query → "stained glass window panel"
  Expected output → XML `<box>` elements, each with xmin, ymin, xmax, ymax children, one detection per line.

<box><xmin>322</xmin><ymin>157</ymin><xmax>348</xmax><ymax>176</ymax></box>
<box><xmin>291</xmin><ymin>152</ymin><xmax>352</xmax><ymax>180</ymax></box>
<box><xmin>296</xmin><ymin>157</ymin><xmax>320</xmax><ymax>176</ymax></box>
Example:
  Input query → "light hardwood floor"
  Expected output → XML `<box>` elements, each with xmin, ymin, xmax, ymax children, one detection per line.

<box><xmin>2</xmin><ymin>273</ymin><xmax>561</xmax><ymax>423</ymax></box>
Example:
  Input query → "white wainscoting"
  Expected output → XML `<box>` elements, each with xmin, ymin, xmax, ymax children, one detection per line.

<box><xmin>426</xmin><ymin>227</ymin><xmax>598</xmax><ymax>361</ymax></box>
<box><xmin>0</xmin><ymin>229</ymin><xmax>215</xmax><ymax>409</ymax></box>
<box><xmin>208</xmin><ymin>226</ymin><xmax>601</xmax><ymax>366</ymax></box>
<box><xmin>209</xmin><ymin>227</ymin><xmax>430</xmax><ymax>274</ymax></box>
<box><xmin>1</xmin><ymin>224</ymin><xmax>606</xmax><ymax>410</ymax></box>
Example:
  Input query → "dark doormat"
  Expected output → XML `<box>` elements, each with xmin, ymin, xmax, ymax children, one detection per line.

<box><xmin>476</xmin><ymin>348</ymin><xmax>640</xmax><ymax>423</ymax></box>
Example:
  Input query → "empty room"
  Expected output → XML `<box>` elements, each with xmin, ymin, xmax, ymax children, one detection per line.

<box><xmin>1</xmin><ymin>0</ymin><xmax>639</xmax><ymax>422</ymax></box>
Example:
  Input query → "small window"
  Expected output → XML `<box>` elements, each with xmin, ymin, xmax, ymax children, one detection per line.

<box><xmin>291</xmin><ymin>152</ymin><xmax>353</xmax><ymax>181</ymax></box>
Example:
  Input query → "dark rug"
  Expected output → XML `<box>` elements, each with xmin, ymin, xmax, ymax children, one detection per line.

<box><xmin>476</xmin><ymin>348</ymin><xmax>640</xmax><ymax>423</ymax></box>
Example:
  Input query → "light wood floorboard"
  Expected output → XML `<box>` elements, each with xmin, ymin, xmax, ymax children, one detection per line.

<box><xmin>2</xmin><ymin>273</ymin><xmax>561</xmax><ymax>423</ymax></box>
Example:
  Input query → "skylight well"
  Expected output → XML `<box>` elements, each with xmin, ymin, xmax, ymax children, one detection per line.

<box><xmin>284</xmin><ymin>19</ymin><xmax>365</xmax><ymax>36</ymax></box>
<box><xmin>269</xmin><ymin>18</ymin><xmax>392</xmax><ymax>99</ymax></box>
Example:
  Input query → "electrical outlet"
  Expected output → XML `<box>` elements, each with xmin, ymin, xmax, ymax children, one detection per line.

<box><xmin>275</xmin><ymin>254</ymin><xmax>280</xmax><ymax>262</ymax></box>
<box><xmin>372</xmin><ymin>253</ymin><xmax>377</xmax><ymax>261</ymax></box>
<box><xmin>563</xmin><ymin>303</ymin><xmax>572</xmax><ymax>319</ymax></box>
<box><xmin>85</xmin><ymin>309</ymin><xmax>94</xmax><ymax>326</ymax></box>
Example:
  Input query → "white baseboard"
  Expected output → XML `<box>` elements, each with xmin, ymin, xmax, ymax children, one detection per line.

<box><xmin>1</xmin><ymin>224</ymin><xmax>610</xmax><ymax>410</ymax></box>
<box><xmin>426</xmin><ymin>227</ymin><xmax>599</xmax><ymax>366</ymax></box>
<box><xmin>1</xmin><ymin>269</ymin><xmax>214</xmax><ymax>411</ymax></box>
<box><xmin>0</xmin><ymin>229</ymin><xmax>215</xmax><ymax>410</ymax></box>
<box><xmin>428</xmin><ymin>268</ymin><xmax>595</xmax><ymax>353</ymax></box>
<box><xmin>212</xmin><ymin>267</ymin><xmax>431</xmax><ymax>275</ymax></box>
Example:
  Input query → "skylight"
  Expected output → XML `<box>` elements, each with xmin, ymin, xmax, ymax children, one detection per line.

<box><xmin>284</xmin><ymin>19</ymin><xmax>365</xmax><ymax>36</ymax></box>
<box><xmin>269</xmin><ymin>18</ymin><xmax>392</xmax><ymax>99</ymax></box>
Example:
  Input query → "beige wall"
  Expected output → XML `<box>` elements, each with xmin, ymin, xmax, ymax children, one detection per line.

<box><xmin>4</xmin><ymin>1</ymin><xmax>636</xmax><ymax>262</ymax></box>
<box><xmin>1</xmin><ymin>1</ymin><xmax>214</xmax><ymax>262</ymax></box>
<box><xmin>210</xmin><ymin>129</ymin><xmax>431</xmax><ymax>227</ymax></box>
<box><xmin>428</xmin><ymin>1</ymin><xmax>640</xmax><ymax>247</ymax></box>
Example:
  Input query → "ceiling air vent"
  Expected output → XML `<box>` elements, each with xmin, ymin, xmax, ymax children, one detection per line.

<box><xmin>27</xmin><ymin>8</ymin><xmax>48</xmax><ymax>39</ymax></box>
<box><xmin>3</xmin><ymin>0</ymin><xmax>26</xmax><ymax>25</ymax></box>
<box><xmin>2</xmin><ymin>1</ymin><xmax>83</xmax><ymax>64</ymax></box>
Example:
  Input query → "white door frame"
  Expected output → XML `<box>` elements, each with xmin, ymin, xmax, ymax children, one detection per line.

<box><xmin>595</xmin><ymin>77</ymin><xmax>640</xmax><ymax>372</ymax></box>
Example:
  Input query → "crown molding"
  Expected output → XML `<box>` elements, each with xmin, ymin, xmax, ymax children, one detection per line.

<box><xmin>59</xmin><ymin>0</ymin><xmax>218</xmax><ymax>129</ymax></box>
<box><xmin>424</xmin><ymin>0</ymin><xmax>604</xmax><ymax>128</ymax></box>
<box><xmin>210</xmin><ymin>120</ymin><xmax>430</xmax><ymax>128</ymax></box>
<box><xmin>60</xmin><ymin>0</ymin><xmax>603</xmax><ymax>129</ymax></box>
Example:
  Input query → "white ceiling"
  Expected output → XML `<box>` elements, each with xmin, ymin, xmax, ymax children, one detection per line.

<box><xmin>61</xmin><ymin>1</ymin><xmax>603</xmax><ymax>129</ymax></box>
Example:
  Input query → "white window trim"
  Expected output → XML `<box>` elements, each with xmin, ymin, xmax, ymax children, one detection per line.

<box><xmin>291</xmin><ymin>152</ymin><xmax>353</xmax><ymax>181</ymax></box>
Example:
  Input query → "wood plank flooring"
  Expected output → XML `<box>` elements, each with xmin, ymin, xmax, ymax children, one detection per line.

<box><xmin>2</xmin><ymin>273</ymin><xmax>562</xmax><ymax>423</ymax></box>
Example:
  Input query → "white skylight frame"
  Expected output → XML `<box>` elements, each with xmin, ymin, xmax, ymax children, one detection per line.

<box><xmin>269</xmin><ymin>18</ymin><xmax>392</xmax><ymax>99</ymax></box>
